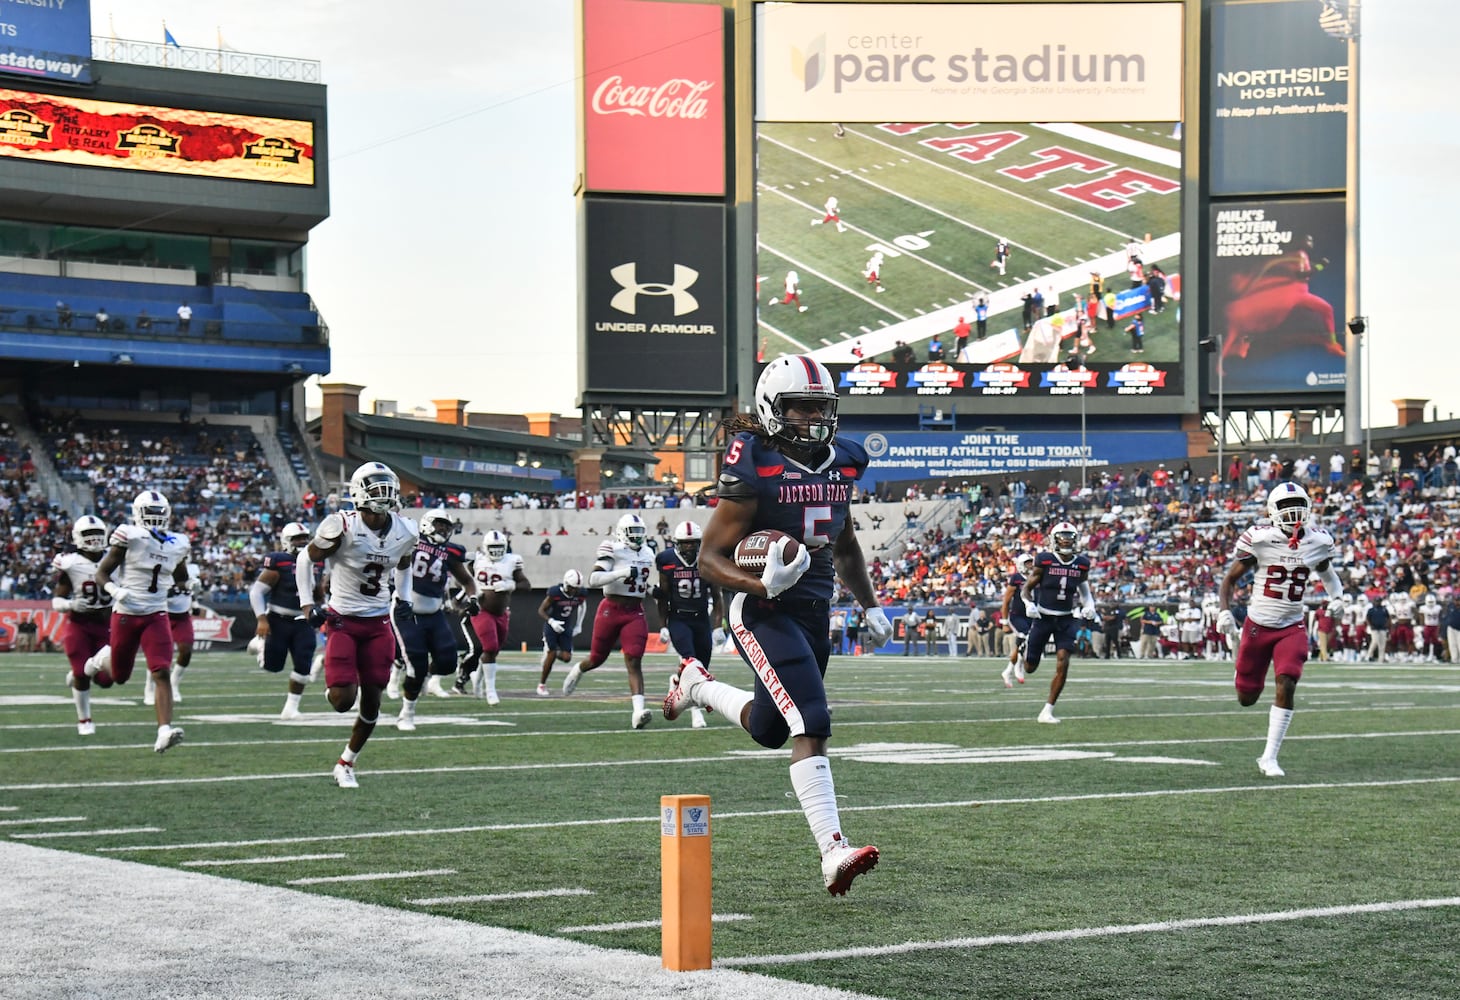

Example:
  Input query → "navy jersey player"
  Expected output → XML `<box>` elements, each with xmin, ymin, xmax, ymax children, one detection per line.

<box><xmin>999</xmin><ymin>553</ymin><xmax>1034</xmax><ymax>688</ymax></box>
<box><xmin>393</xmin><ymin>509</ymin><xmax>479</xmax><ymax>732</ymax></box>
<box><xmin>663</xmin><ymin>355</ymin><xmax>894</xmax><ymax>896</ymax></box>
<box><xmin>1020</xmin><ymin>521</ymin><xmax>1095</xmax><ymax>723</ymax></box>
<box><xmin>655</xmin><ymin>520</ymin><xmax>723</xmax><ymax>729</ymax></box>
<box><xmin>536</xmin><ymin>568</ymin><xmax>587</xmax><ymax>695</ymax></box>
<box><xmin>250</xmin><ymin>521</ymin><xmax>323</xmax><ymax>719</ymax></box>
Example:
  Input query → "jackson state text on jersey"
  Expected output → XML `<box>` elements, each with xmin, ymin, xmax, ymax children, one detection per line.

<box><xmin>1232</xmin><ymin>521</ymin><xmax>1336</xmax><ymax>629</ymax></box>
<box><xmin>52</xmin><ymin>552</ymin><xmax>112</xmax><ymax>613</ymax></box>
<box><xmin>543</xmin><ymin>584</ymin><xmax>585</xmax><ymax>627</ymax></box>
<box><xmin>656</xmin><ymin>549</ymin><xmax>711</xmax><ymax>618</ymax></box>
<box><xmin>718</xmin><ymin>431</ymin><xmax>867</xmax><ymax>601</ymax></box>
<box><xmin>594</xmin><ymin>540</ymin><xmax>654</xmax><ymax>598</ymax></box>
<box><xmin>1030</xmin><ymin>551</ymin><xmax>1092</xmax><ymax>614</ymax></box>
<box><xmin>407</xmin><ymin>539</ymin><xmax>467</xmax><ymax>610</ymax></box>
<box><xmin>107</xmin><ymin>523</ymin><xmax>191</xmax><ymax>615</ymax></box>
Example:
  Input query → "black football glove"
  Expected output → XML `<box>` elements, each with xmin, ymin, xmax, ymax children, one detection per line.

<box><xmin>306</xmin><ymin>605</ymin><xmax>330</xmax><ymax>628</ymax></box>
<box><xmin>462</xmin><ymin>596</ymin><xmax>481</xmax><ymax>617</ymax></box>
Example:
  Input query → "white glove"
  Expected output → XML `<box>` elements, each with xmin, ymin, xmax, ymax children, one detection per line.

<box><xmin>864</xmin><ymin>607</ymin><xmax>893</xmax><ymax>648</ymax></box>
<box><xmin>188</xmin><ymin>576</ymin><xmax>204</xmax><ymax>595</ymax></box>
<box><xmin>51</xmin><ymin>596</ymin><xmax>75</xmax><ymax>612</ymax></box>
<box><xmin>761</xmin><ymin>538</ymin><xmax>812</xmax><ymax>599</ymax></box>
<box><xmin>1327</xmin><ymin>598</ymin><xmax>1345</xmax><ymax>614</ymax></box>
<box><xmin>659</xmin><ymin>627</ymin><xmax>670</xmax><ymax>644</ymax></box>
<box><xmin>104</xmin><ymin>582</ymin><xmax>131</xmax><ymax>604</ymax></box>
<box><xmin>548</xmin><ymin>619</ymin><xmax>565</xmax><ymax>633</ymax></box>
<box><xmin>1081</xmin><ymin>602</ymin><xmax>1097</xmax><ymax>621</ymax></box>
<box><xmin>1217</xmin><ymin>609</ymin><xmax>1236</xmax><ymax>633</ymax></box>
<box><xmin>1025</xmin><ymin>603</ymin><xmax>1042</xmax><ymax>620</ymax></box>
<box><xmin>712</xmin><ymin>627</ymin><xmax>727</xmax><ymax>646</ymax></box>
<box><xmin>492</xmin><ymin>579</ymin><xmax>516</xmax><ymax>593</ymax></box>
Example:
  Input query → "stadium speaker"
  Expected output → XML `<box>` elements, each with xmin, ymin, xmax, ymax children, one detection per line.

<box><xmin>1346</xmin><ymin>316</ymin><xmax>1366</xmax><ymax>337</ymax></box>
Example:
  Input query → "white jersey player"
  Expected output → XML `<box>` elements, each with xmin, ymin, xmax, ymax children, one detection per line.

<box><xmin>560</xmin><ymin>512</ymin><xmax>660</xmax><ymax>729</ymax></box>
<box><xmin>811</xmin><ymin>195</ymin><xmax>846</xmax><ymax>232</ymax></box>
<box><xmin>156</xmin><ymin>561</ymin><xmax>202</xmax><ymax>705</ymax></box>
<box><xmin>1218</xmin><ymin>482</ymin><xmax>1343</xmax><ymax>777</ymax></box>
<box><xmin>52</xmin><ymin>515</ymin><xmax>115</xmax><ymax>736</ymax></box>
<box><xmin>95</xmin><ymin>490</ymin><xmax>194</xmax><ymax>752</ymax></box>
<box><xmin>296</xmin><ymin>462</ymin><xmax>419</xmax><ymax>788</ymax></box>
<box><xmin>454</xmin><ymin>529</ymin><xmax>529</xmax><ymax>700</ymax></box>
<box><xmin>1176</xmin><ymin>600</ymin><xmax>1203</xmax><ymax>656</ymax></box>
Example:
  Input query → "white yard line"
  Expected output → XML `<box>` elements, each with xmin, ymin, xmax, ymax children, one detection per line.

<box><xmin>287</xmin><ymin>868</ymin><xmax>455</xmax><ymax>886</ymax></box>
<box><xmin>719</xmin><ymin>897</ymin><xmax>1460</xmax><ymax>967</ymax></box>
<box><xmin>0</xmin><ymin>815</ymin><xmax>86</xmax><ymax>827</ymax></box>
<box><xmin>12</xmin><ymin>825</ymin><xmax>163</xmax><ymax>839</ymax></box>
<box><xmin>408</xmin><ymin>887</ymin><xmax>594</xmax><ymax>906</ymax></box>
<box><xmin>183</xmin><ymin>853</ymin><xmax>347</xmax><ymax>867</ymax></box>
<box><xmin>560</xmin><ymin>913</ymin><xmax>753</xmax><ymax>934</ymax></box>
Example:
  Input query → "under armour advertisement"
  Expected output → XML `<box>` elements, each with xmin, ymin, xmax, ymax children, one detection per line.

<box><xmin>582</xmin><ymin>0</ymin><xmax>725</xmax><ymax>196</ymax></box>
<box><xmin>583</xmin><ymin>197</ymin><xmax>726</xmax><ymax>396</ymax></box>
<box><xmin>1207</xmin><ymin>197</ymin><xmax>1347</xmax><ymax>396</ymax></box>
<box><xmin>1209</xmin><ymin>0</ymin><xmax>1350</xmax><ymax>196</ymax></box>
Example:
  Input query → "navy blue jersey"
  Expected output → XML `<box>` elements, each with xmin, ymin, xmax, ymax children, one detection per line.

<box><xmin>543</xmin><ymin>584</ymin><xmax>585</xmax><ymax>628</ymax></box>
<box><xmin>260</xmin><ymin>550</ymin><xmax>305</xmax><ymax>611</ymax></box>
<box><xmin>1006</xmin><ymin>572</ymin><xmax>1028</xmax><ymax>620</ymax></box>
<box><xmin>719</xmin><ymin>431</ymin><xmax>867</xmax><ymax>601</ymax></box>
<box><xmin>656</xmin><ymin>549</ymin><xmax>711</xmax><ymax>618</ymax></box>
<box><xmin>409</xmin><ymin>539</ymin><xmax>468</xmax><ymax>602</ymax></box>
<box><xmin>1030</xmin><ymin>552</ymin><xmax>1092</xmax><ymax>614</ymax></box>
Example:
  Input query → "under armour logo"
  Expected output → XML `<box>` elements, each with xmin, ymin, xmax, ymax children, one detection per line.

<box><xmin>610</xmin><ymin>263</ymin><xmax>699</xmax><ymax>316</ymax></box>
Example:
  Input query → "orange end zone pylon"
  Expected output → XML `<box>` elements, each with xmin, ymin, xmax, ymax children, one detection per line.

<box><xmin>660</xmin><ymin>794</ymin><xmax>712</xmax><ymax>970</ymax></box>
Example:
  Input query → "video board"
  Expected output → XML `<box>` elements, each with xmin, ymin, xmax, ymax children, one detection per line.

<box><xmin>0</xmin><ymin>88</ymin><xmax>315</xmax><ymax>185</ymax></box>
<box><xmin>752</xmin><ymin>3</ymin><xmax>1187</xmax><ymax>414</ymax></box>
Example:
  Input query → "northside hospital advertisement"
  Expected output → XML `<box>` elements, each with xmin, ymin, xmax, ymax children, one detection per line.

<box><xmin>848</xmin><ymin>429</ymin><xmax>1189</xmax><ymax>486</ymax></box>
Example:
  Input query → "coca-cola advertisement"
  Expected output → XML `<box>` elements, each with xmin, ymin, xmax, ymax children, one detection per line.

<box><xmin>582</xmin><ymin>0</ymin><xmax>725</xmax><ymax>196</ymax></box>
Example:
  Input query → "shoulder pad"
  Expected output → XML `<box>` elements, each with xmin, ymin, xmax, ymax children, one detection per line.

<box><xmin>834</xmin><ymin>436</ymin><xmax>869</xmax><ymax>472</ymax></box>
<box><xmin>595</xmin><ymin>541</ymin><xmax>616</xmax><ymax>559</ymax></box>
<box><xmin>51</xmin><ymin>553</ymin><xmax>67</xmax><ymax>572</ymax></box>
<box><xmin>316</xmin><ymin>513</ymin><xmax>345</xmax><ymax>540</ymax></box>
<box><xmin>445</xmin><ymin>542</ymin><xmax>467</xmax><ymax>560</ymax></box>
<box><xmin>108</xmin><ymin>524</ymin><xmax>137</xmax><ymax>547</ymax></box>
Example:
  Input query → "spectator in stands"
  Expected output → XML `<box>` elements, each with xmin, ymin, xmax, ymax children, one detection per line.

<box><xmin>94</xmin><ymin>306</ymin><xmax>109</xmax><ymax>331</ymax></box>
<box><xmin>135</xmin><ymin>309</ymin><xmax>152</xmax><ymax>333</ymax></box>
<box><xmin>176</xmin><ymin>302</ymin><xmax>192</xmax><ymax>333</ymax></box>
<box><xmin>56</xmin><ymin>301</ymin><xmax>73</xmax><ymax>329</ymax></box>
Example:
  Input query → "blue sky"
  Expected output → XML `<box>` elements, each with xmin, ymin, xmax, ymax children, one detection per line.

<box><xmin>101</xmin><ymin>1</ymin><xmax>1460</xmax><ymax>432</ymax></box>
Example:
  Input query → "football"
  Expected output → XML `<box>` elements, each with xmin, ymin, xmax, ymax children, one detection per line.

<box><xmin>733</xmin><ymin>529</ymin><xmax>801</xmax><ymax>572</ymax></box>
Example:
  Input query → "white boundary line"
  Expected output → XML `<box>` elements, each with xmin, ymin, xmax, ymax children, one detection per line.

<box><xmin>718</xmin><ymin>897</ymin><xmax>1460</xmax><ymax>967</ymax></box>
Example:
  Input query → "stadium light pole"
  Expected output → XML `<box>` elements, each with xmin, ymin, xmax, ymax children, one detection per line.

<box><xmin>1323</xmin><ymin>1</ymin><xmax>1363</xmax><ymax>450</ymax></box>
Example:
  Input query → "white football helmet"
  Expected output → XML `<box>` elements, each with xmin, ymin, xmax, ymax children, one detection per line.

<box><xmin>349</xmin><ymin>462</ymin><xmax>400</xmax><ymax>514</ymax></box>
<box><xmin>280</xmin><ymin>521</ymin><xmax>312</xmax><ymax>552</ymax></box>
<box><xmin>616</xmin><ymin>513</ymin><xmax>647</xmax><ymax>551</ymax></box>
<box><xmin>562</xmin><ymin>568</ymin><xmax>583</xmax><ymax>595</ymax></box>
<box><xmin>131</xmin><ymin>490</ymin><xmax>171</xmax><ymax>531</ymax></box>
<box><xmin>755</xmin><ymin>355</ymin><xmax>838</xmax><ymax>451</ymax></box>
<box><xmin>481</xmin><ymin>529</ymin><xmax>508</xmax><ymax>561</ymax></box>
<box><xmin>1266</xmin><ymin>481</ymin><xmax>1311</xmax><ymax>530</ymax></box>
<box><xmin>72</xmin><ymin>515</ymin><xmax>109</xmax><ymax>552</ymax></box>
<box><xmin>421</xmin><ymin>508</ymin><xmax>454</xmax><ymax>544</ymax></box>
<box><xmin>673</xmin><ymin>520</ymin><xmax>702</xmax><ymax>561</ymax></box>
<box><xmin>1014</xmin><ymin>553</ymin><xmax>1034</xmax><ymax>575</ymax></box>
<box><xmin>1050</xmin><ymin>522</ymin><xmax>1080</xmax><ymax>559</ymax></box>
<box><xmin>1424</xmin><ymin>593</ymin><xmax>1438</xmax><ymax>607</ymax></box>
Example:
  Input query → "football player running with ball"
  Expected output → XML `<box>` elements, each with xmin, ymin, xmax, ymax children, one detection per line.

<box><xmin>560</xmin><ymin>513</ymin><xmax>657</xmax><ymax>729</ymax></box>
<box><xmin>1218</xmin><ymin>482</ymin><xmax>1342</xmax><ymax>777</ymax></box>
<box><xmin>663</xmin><ymin>355</ymin><xmax>894</xmax><ymax>895</ymax></box>
<box><xmin>296</xmin><ymin>462</ymin><xmax>419</xmax><ymax>788</ymax></box>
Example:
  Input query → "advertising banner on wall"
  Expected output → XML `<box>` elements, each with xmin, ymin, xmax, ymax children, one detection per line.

<box><xmin>1208</xmin><ymin>197</ymin><xmax>1347</xmax><ymax>395</ymax></box>
<box><xmin>755</xmin><ymin>2</ymin><xmax>1183</xmax><ymax>122</ymax></box>
<box><xmin>0</xmin><ymin>88</ymin><xmax>315</xmax><ymax>184</ymax></box>
<box><xmin>0</xmin><ymin>0</ymin><xmax>92</xmax><ymax>85</ymax></box>
<box><xmin>847</xmin><ymin>429</ymin><xmax>1190</xmax><ymax>486</ymax></box>
<box><xmin>1209</xmin><ymin>0</ymin><xmax>1349</xmax><ymax>195</ymax></box>
<box><xmin>829</xmin><ymin>358</ymin><xmax>1180</xmax><ymax>400</ymax></box>
<box><xmin>582</xmin><ymin>0</ymin><xmax>725</xmax><ymax>195</ymax></box>
<box><xmin>583</xmin><ymin>198</ymin><xmax>727</xmax><ymax>396</ymax></box>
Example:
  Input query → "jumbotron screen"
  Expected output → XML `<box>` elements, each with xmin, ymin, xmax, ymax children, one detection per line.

<box><xmin>753</xmin><ymin>2</ymin><xmax>1186</xmax><ymax>411</ymax></box>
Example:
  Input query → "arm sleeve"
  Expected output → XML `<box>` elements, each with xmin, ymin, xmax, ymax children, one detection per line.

<box><xmin>249</xmin><ymin>579</ymin><xmax>272</xmax><ymax>616</ymax></box>
<box><xmin>295</xmin><ymin>557</ymin><xmax>317</xmax><ymax>607</ymax></box>
<box><xmin>1317</xmin><ymin>564</ymin><xmax>1344</xmax><ymax>601</ymax></box>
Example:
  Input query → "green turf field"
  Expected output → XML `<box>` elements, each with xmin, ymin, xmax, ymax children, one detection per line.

<box><xmin>756</xmin><ymin>121</ymin><xmax>1182</xmax><ymax>364</ymax></box>
<box><xmin>5</xmin><ymin>649</ymin><xmax>1458</xmax><ymax>999</ymax></box>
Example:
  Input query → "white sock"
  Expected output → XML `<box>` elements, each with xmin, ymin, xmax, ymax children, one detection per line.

<box><xmin>74</xmin><ymin>687</ymin><xmax>91</xmax><ymax>720</ymax></box>
<box><xmin>789</xmin><ymin>756</ymin><xmax>843</xmax><ymax>854</ymax></box>
<box><xmin>486</xmin><ymin>661</ymin><xmax>499</xmax><ymax>693</ymax></box>
<box><xmin>1263</xmin><ymin>706</ymin><xmax>1293</xmax><ymax>761</ymax></box>
<box><xmin>632</xmin><ymin>693</ymin><xmax>645</xmax><ymax>713</ymax></box>
<box><xmin>1001</xmin><ymin>663</ymin><xmax>1013</xmax><ymax>680</ymax></box>
<box><xmin>399</xmin><ymin>699</ymin><xmax>416</xmax><ymax>720</ymax></box>
<box><xmin>172</xmin><ymin>663</ymin><xmax>186</xmax><ymax>685</ymax></box>
<box><xmin>340</xmin><ymin>746</ymin><xmax>359</xmax><ymax>764</ymax></box>
<box><xmin>144</xmin><ymin>672</ymin><xmax>156</xmax><ymax>695</ymax></box>
<box><xmin>157</xmin><ymin>723</ymin><xmax>171</xmax><ymax>737</ymax></box>
<box><xmin>696</xmin><ymin>679</ymin><xmax>754</xmax><ymax>731</ymax></box>
<box><xmin>1040</xmin><ymin>702</ymin><xmax>1056</xmax><ymax>715</ymax></box>
<box><xmin>284</xmin><ymin>692</ymin><xmax>302</xmax><ymax>712</ymax></box>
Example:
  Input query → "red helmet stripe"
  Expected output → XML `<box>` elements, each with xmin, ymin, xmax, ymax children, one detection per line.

<box><xmin>798</xmin><ymin>355</ymin><xmax>824</xmax><ymax>390</ymax></box>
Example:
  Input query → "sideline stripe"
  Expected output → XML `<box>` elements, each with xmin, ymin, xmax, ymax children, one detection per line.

<box><xmin>287</xmin><ymin>868</ymin><xmax>455</xmax><ymax>886</ymax></box>
<box><xmin>719</xmin><ymin>897</ymin><xmax>1460</xmax><ymax>967</ymax></box>
<box><xmin>408</xmin><ymin>887</ymin><xmax>594</xmax><ymax>906</ymax></box>
<box><xmin>183</xmin><ymin>853</ymin><xmax>348</xmax><ymax>867</ymax></box>
<box><xmin>95</xmin><ymin>774</ymin><xmax>1460</xmax><ymax>854</ymax></box>
<box><xmin>560</xmin><ymin>913</ymin><xmax>753</xmax><ymax>934</ymax></box>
